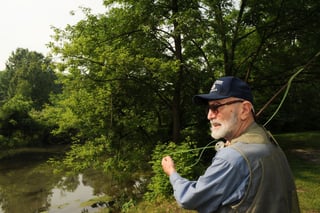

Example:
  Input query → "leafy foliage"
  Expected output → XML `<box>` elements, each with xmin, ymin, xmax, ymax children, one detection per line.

<box><xmin>145</xmin><ymin>139</ymin><xmax>200</xmax><ymax>201</ymax></box>
<box><xmin>0</xmin><ymin>95</ymin><xmax>35</xmax><ymax>147</ymax></box>
<box><xmin>3</xmin><ymin>48</ymin><xmax>58</xmax><ymax>109</ymax></box>
<box><xmin>48</xmin><ymin>136</ymin><xmax>112</xmax><ymax>175</ymax></box>
<box><xmin>0</xmin><ymin>48</ymin><xmax>59</xmax><ymax>147</ymax></box>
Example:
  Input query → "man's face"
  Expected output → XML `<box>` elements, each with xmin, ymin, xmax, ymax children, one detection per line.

<box><xmin>207</xmin><ymin>98</ymin><xmax>243</xmax><ymax>140</ymax></box>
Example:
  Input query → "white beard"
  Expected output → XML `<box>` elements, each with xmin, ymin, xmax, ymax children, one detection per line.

<box><xmin>210</xmin><ymin>110</ymin><xmax>238</xmax><ymax>139</ymax></box>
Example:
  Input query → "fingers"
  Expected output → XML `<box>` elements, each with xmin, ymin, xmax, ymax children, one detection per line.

<box><xmin>162</xmin><ymin>155</ymin><xmax>172</xmax><ymax>163</ymax></box>
<box><xmin>162</xmin><ymin>156</ymin><xmax>176</xmax><ymax>176</ymax></box>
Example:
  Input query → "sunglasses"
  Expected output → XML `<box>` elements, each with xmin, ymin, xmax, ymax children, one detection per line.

<box><xmin>206</xmin><ymin>100</ymin><xmax>244</xmax><ymax>114</ymax></box>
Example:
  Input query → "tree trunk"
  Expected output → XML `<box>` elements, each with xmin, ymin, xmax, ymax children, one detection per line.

<box><xmin>171</xmin><ymin>0</ymin><xmax>182</xmax><ymax>142</ymax></box>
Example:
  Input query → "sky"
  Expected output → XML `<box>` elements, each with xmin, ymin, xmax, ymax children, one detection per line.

<box><xmin>0</xmin><ymin>0</ymin><xmax>106</xmax><ymax>70</ymax></box>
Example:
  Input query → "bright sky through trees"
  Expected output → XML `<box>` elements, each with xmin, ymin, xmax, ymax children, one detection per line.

<box><xmin>0</xmin><ymin>0</ymin><xmax>105</xmax><ymax>70</ymax></box>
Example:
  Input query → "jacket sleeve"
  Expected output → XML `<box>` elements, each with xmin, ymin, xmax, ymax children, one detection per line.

<box><xmin>169</xmin><ymin>148</ymin><xmax>249</xmax><ymax>212</ymax></box>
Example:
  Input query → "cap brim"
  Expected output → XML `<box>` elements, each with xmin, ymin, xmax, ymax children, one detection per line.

<box><xmin>192</xmin><ymin>93</ymin><xmax>229</xmax><ymax>105</ymax></box>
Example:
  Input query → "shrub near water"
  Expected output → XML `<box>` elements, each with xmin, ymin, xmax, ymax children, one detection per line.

<box><xmin>145</xmin><ymin>138</ymin><xmax>200</xmax><ymax>201</ymax></box>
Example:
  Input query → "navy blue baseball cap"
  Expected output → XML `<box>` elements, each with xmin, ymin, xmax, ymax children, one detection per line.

<box><xmin>193</xmin><ymin>76</ymin><xmax>253</xmax><ymax>105</ymax></box>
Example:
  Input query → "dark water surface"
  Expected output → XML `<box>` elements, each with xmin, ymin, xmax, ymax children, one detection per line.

<box><xmin>0</xmin><ymin>149</ymin><xmax>111</xmax><ymax>213</ymax></box>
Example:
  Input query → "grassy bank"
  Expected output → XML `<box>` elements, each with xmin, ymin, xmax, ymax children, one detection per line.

<box><xmin>276</xmin><ymin>132</ymin><xmax>320</xmax><ymax>213</ymax></box>
<box><xmin>129</xmin><ymin>131</ymin><xmax>320</xmax><ymax>213</ymax></box>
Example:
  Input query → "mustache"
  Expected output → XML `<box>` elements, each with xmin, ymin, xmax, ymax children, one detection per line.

<box><xmin>210</xmin><ymin>120</ymin><xmax>221</xmax><ymax>125</ymax></box>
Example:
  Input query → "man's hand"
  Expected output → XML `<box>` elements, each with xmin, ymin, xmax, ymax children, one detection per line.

<box><xmin>162</xmin><ymin>156</ymin><xmax>176</xmax><ymax>176</ymax></box>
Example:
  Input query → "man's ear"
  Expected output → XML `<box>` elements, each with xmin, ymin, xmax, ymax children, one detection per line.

<box><xmin>240</xmin><ymin>101</ymin><xmax>253</xmax><ymax>120</ymax></box>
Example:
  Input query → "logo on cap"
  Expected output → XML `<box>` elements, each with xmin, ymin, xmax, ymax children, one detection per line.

<box><xmin>210</xmin><ymin>80</ymin><xmax>223</xmax><ymax>93</ymax></box>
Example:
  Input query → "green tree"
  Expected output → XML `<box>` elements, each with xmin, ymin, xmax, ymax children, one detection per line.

<box><xmin>0</xmin><ymin>94</ymin><xmax>34</xmax><ymax>147</ymax></box>
<box><xmin>0</xmin><ymin>48</ymin><xmax>59</xmax><ymax>147</ymax></box>
<box><xmin>3</xmin><ymin>48</ymin><xmax>58</xmax><ymax>109</ymax></box>
<box><xmin>49</xmin><ymin>1</ymin><xmax>207</xmax><ymax>143</ymax></box>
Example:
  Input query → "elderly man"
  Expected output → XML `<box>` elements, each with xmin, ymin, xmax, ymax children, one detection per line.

<box><xmin>162</xmin><ymin>76</ymin><xmax>300</xmax><ymax>213</ymax></box>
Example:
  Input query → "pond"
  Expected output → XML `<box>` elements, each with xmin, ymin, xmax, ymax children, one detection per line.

<box><xmin>0</xmin><ymin>148</ymin><xmax>118</xmax><ymax>213</ymax></box>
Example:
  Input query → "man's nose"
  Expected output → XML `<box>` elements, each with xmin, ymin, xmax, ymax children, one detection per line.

<box><xmin>207</xmin><ymin>109</ymin><xmax>217</xmax><ymax>120</ymax></box>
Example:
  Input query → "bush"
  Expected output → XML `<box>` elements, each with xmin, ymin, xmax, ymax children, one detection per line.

<box><xmin>145</xmin><ymin>138</ymin><xmax>200</xmax><ymax>201</ymax></box>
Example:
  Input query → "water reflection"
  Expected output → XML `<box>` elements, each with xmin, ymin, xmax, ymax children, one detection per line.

<box><xmin>48</xmin><ymin>174</ymin><xmax>98</xmax><ymax>213</ymax></box>
<box><xmin>0</xmin><ymin>150</ymin><xmax>113</xmax><ymax>213</ymax></box>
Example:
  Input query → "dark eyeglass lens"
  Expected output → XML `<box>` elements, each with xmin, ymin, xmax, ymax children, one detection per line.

<box><xmin>206</xmin><ymin>100</ymin><xmax>244</xmax><ymax>114</ymax></box>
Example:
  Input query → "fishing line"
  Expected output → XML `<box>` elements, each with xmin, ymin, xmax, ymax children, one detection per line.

<box><xmin>263</xmin><ymin>51</ymin><xmax>320</xmax><ymax>126</ymax></box>
<box><xmin>170</xmin><ymin>142</ymin><xmax>216</xmax><ymax>155</ymax></box>
<box><xmin>263</xmin><ymin>67</ymin><xmax>304</xmax><ymax>126</ymax></box>
<box><xmin>169</xmin><ymin>139</ymin><xmax>220</xmax><ymax>167</ymax></box>
<box><xmin>167</xmin><ymin>139</ymin><xmax>222</xmax><ymax>167</ymax></box>
<box><xmin>189</xmin><ymin>139</ymin><xmax>224</xmax><ymax>167</ymax></box>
